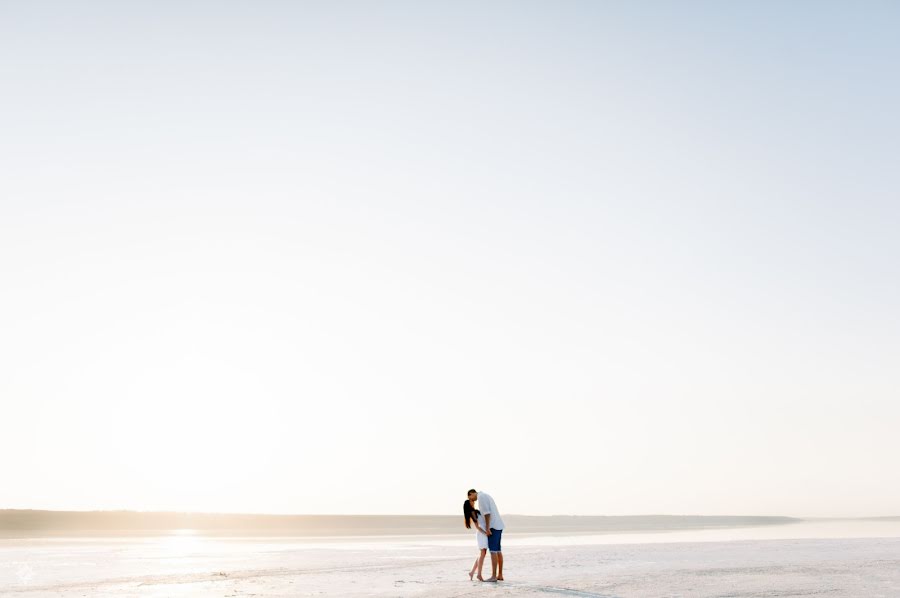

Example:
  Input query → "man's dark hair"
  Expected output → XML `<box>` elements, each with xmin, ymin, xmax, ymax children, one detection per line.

<box><xmin>467</xmin><ymin>488</ymin><xmax>477</xmax><ymax>496</ymax></box>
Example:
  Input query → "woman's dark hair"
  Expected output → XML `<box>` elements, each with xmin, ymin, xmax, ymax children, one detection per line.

<box><xmin>463</xmin><ymin>500</ymin><xmax>480</xmax><ymax>529</ymax></box>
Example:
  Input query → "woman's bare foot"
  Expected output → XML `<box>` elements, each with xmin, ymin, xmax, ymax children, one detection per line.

<box><xmin>468</xmin><ymin>571</ymin><xmax>474</xmax><ymax>581</ymax></box>
<box><xmin>477</xmin><ymin>576</ymin><xmax>484</xmax><ymax>582</ymax></box>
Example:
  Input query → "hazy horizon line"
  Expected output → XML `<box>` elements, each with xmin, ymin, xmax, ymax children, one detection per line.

<box><xmin>3</xmin><ymin>508</ymin><xmax>896</xmax><ymax>519</ymax></box>
<box><xmin>0</xmin><ymin>510</ymin><xmax>804</xmax><ymax>539</ymax></box>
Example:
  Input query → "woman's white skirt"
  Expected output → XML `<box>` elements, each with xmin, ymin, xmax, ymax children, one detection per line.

<box><xmin>476</xmin><ymin>530</ymin><xmax>489</xmax><ymax>550</ymax></box>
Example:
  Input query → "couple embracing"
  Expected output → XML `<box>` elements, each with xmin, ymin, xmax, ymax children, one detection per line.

<box><xmin>462</xmin><ymin>488</ymin><xmax>505</xmax><ymax>582</ymax></box>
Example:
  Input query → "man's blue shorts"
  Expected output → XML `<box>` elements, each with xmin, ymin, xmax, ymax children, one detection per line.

<box><xmin>488</xmin><ymin>528</ymin><xmax>502</xmax><ymax>553</ymax></box>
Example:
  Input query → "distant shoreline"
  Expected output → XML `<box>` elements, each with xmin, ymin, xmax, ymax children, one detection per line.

<box><xmin>0</xmin><ymin>509</ymin><xmax>802</xmax><ymax>538</ymax></box>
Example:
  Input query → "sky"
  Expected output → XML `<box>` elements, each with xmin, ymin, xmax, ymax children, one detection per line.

<box><xmin>1</xmin><ymin>1</ymin><xmax>898</xmax><ymax>518</ymax></box>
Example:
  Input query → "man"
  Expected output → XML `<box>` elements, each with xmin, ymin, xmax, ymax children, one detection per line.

<box><xmin>468</xmin><ymin>489</ymin><xmax>504</xmax><ymax>581</ymax></box>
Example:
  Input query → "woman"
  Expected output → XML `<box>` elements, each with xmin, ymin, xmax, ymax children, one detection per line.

<box><xmin>463</xmin><ymin>497</ymin><xmax>489</xmax><ymax>581</ymax></box>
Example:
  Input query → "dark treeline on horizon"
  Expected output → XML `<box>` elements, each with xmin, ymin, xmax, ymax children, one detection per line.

<box><xmin>0</xmin><ymin>509</ymin><xmax>800</xmax><ymax>538</ymax></box>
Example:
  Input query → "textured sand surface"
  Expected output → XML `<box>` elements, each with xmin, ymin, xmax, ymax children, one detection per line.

<box><xmin>3</xmin><ymin>532</ymin><xmax>900</xmax><ymax>597</ymax></box>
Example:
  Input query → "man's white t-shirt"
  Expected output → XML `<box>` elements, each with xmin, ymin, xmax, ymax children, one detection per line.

<box><xmin>478</xmin><ymin>492</ymin><xmax>505</xmax><ymax>531</ymax></box>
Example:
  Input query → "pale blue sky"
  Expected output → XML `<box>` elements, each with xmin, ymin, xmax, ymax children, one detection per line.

<box><xmin>1</xmin><ymin>2</ymin><xmax>898</xmax><ymax>517</ymax></box>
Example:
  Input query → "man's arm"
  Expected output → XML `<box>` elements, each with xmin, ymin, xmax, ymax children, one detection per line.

<box><xmin>482</xmin><ymin>495</ymin><xmax>494</xmax><ymax>534</ymax></box>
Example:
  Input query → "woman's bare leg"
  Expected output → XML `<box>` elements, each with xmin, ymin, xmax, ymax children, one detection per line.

<box><xmin>476</xmin><ymin>548</ymin><xmax>487</xmax><ymax>580</ymax></box>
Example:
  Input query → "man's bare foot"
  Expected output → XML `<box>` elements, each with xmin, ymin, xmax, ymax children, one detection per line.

<box><xmin>497</xmin><ymin>577</ymin><xmax>504</xmax><ymax>581</ymax></box>
<box><xmin>485</xmin><ymin>577</ymin><xmax>498</xmax><ymax>582</ymax></box>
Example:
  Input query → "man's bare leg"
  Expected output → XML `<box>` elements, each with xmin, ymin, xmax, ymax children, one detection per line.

<box><xmin>486</xmin><ymin>552</ymin><xmax>499</xmax><ymax>581</ymax></box>
<box><xmin>497</xmin><ymin>552</ymin><xmax>504</xmax><ymax>580</ymax></box>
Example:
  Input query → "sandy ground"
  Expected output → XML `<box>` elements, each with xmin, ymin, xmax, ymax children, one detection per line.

<box><xmin>3</xmin><ymin>534</ymin><xmax>900</xmax><ymax>597</ymax></box>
